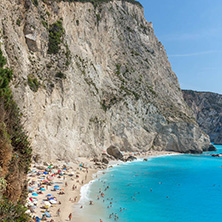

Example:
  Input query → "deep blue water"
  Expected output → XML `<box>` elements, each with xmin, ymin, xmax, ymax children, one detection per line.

<box><xmin>82</xmin><ymin>145</ymin><xmax>222</xmax><ymax>222</ymax></box>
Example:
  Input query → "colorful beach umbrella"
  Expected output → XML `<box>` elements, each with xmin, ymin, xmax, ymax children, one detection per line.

<box><xmin>40</xmin><ymin>188</ymin><xmax>46</xmax><ymax>191</ymax></box>
<box><xmin>50</xmin><ymin>199</ymin><xmax>57</xmax><ymax>204</ymax></box>
<box><xmin>54</xmin><ymin>185</ymin><xmax>59</xmax><ymax>188</ymax></box>
<box><xmin>46</xmin><ymin>194</ymin><xmax>52</xmax><ymax>197</ymax></box>
<box><xmin>43</xmin><ymin>171</ymin><xmax>48</xmax><ymax>174</ymax></box>
<box><xmin>32</xmin><ymin>193</ymin><xmax>38</xmax><ymax>196</ymax></box>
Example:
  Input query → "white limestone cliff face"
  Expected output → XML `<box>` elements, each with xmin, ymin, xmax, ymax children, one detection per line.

<box><xmin>0</xmin><ymin>0</ymin><xmax>211</xmax><ymax>161</ymax></box>
<box><xmin>183</xmin><ymin>90</ymin><xmax>222</xmax><ymax>145</ymax></box>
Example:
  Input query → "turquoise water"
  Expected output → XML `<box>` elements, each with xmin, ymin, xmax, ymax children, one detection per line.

<box><xmin>79</xmin><ymin>145</ymin><xmax>222</xmax><ymax>222</ymax></box>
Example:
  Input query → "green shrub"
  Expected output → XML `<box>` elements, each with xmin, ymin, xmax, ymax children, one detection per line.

<box><xmin>96</xmin><ymin>13</ymin><xmax>101</xmax><ymax>23</ymax></box>
<box><xmin>48</xmin><ymin>20</ymin><xmax>64</xmax><ymax>54</ymax></box>
<box><xmin>16</xmin><ymin>19</ymin><xmax>21</xmax><ymax>27</ymax></box>
<box><xmin>32</xmin><ymin>0</ymin><xmax>38</xmax><ymax>7</ymax></box>
<box><xmin>0</xmin><ymin>199</ymin><xmax>30</xmax><ymax>222</ymax></box>
<box><xmin>41</xmin><ymin>21</ymin><xmax>48</xmax><ymax>29</ymax></box>
<box><xmin>27</xmin><ymin>74</ymin><xmax>39</xmax><ymax>92</ymax></box>
<box><xmin>0</xmin><ymin>49</ymin><xmax>32</xmax><ymax>221</ymax></box>
<box><xmin>55</xmin><ymin>71</ymin><xmax>66</xmax><ymax>79</ymax></box>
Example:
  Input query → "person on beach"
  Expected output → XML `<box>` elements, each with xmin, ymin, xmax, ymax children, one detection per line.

<box><xmin>68</xmin><ymin>213</ymin><xmax>72</xmax><ymax>221</ymax></box>
<box><xmin>57</xmin><ymin>208</ymin><xmax>61</xmax><ymax>216</ymax></box>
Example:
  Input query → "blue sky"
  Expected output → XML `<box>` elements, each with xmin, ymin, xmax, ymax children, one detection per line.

<box><xmin>139</xmin><ymin>0</ymin><xmax>222</xmax><ymax>94</ymax></box>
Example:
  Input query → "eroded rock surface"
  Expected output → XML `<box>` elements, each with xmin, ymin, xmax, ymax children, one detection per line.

<box><xmin>0</xmin><ymin>0</ymin><xmax>211</xmax><ymax>161</ymax></box>
<box><xmin>183</xmin><ymin>90</ymin><xmax>222</xmax><ymax>144</ymax></box>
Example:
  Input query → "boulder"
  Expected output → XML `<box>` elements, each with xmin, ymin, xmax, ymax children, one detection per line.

<box><xmin>102</xmin><ymin>153</ymin><xmax>115</xmax><ymax>160</ymax></box>
<box><xmin>106</xmin><ymin>146</ymin><xmax>123</xmax><ymax>160</ymax></box>
<box><xmin>36</xmin><ymin>165</ymin><xmax>45</xmax><ymax>170</ymax></box>
<box><xmin>102</xmin><ymin>157</ymin><xmax>109</xmax><ymax>164</ymax></box>
<box><xmin>212</xmin><ymin>154</ymin><xmax>220</xmax><ymax>157</ymax></box>
<box><xmin>208</xmin><ymin>144</ymin><xmax>217</xmax><ymax>151</ymax></box>
<box><xmin>33</xmin><ymin>154</ymin><xmax>41</xmax><ymax>163</ymax></box>
<box><xmin>126</xmin><ymin>156</ymin><xmax>137</xmax><ymax>162</ymax></box>
<box><xmin>93</xmin><ymin>157</ymin><xmax>99</xmax><ymax>162</ymax></box>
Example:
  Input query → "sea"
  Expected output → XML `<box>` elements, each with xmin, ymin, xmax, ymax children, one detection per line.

<box><xmin>73</xmin><ymin>145</ymin><xmax>222</xmax><ymax>222</ymax></box>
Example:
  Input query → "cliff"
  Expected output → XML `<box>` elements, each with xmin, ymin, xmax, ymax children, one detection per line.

<box><xmin>0</xmin><ymin>0</ymin><xmax>212</xmax><ymax>161</ymax></box>
<box><xmin>183</xmin><ymin>90</ymin><xmax>222</xmax><ymax>144</ymax></box>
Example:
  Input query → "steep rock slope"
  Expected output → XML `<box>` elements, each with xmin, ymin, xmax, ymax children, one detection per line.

<box><xmin>0</xmin><ymin>0</ymin><xmax>211</xmax><ymax>161</ymax></box>
<box><xmin>183</xmin><ymin>90</ymin><xmax>222</xmax><ymax>144</ymax></box>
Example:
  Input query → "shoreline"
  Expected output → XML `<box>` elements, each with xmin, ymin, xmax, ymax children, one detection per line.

<box><xmin>27</xmin><ymin>151</ymin><xmax>179</xmax><ymax>222</ymax></box>
<box><xmin>73</xmin><ymin>151</ymin><xmax>180</xmax><ymax>222</ymax></box>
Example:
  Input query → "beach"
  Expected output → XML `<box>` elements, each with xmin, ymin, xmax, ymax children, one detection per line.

<box><xmin>27</xmin><ymin>151</ymin><xmax>178</xmax><ymax>222</ymax></box>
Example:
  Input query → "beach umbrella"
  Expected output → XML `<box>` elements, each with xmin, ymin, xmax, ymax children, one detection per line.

<box><xmin>36</xmin><ymin>216</ymin><xmax>41</xmax><ymax>222</ymax></box>
<box><xmin>48</xmin><ymin>176</ymin><xmax>54</xmax><ymax>181</ymax></box>
<box><xmin>51</xmin><ymin>171</ymin><xmax>55</xmax><ymax>174</ymax></box>
<box><xmin>27</xmin><ymin>201</ymin><xmax>34</xmax><ymax>207</ymax></box>
<box><xmin>54</xmin><ymin>185</ymin><xmax>59</xmax><ymax>188</ymax></box>
<box><xmin>25</xmin><ymin>209</ymin><xmax>31</xmax><ymax>214</ymax></box>
<box><xmin>28</xmin><ymin>187</ymin><xmax>34</xmax><ymax>191</ymax></box>
<box><xmin>40</xmin><ymin>188</ymin><xmax>46</xmax><ymax>191</ymax></box>
<box><xmin>43</xmin><ymin>201</ymin><xmax>51</xmax><ymax>205</ymax></box>
<box><xmin>50</xmin><ymin>199</ymin><xmax>57</xmax><ymax>204</ymax></box>
<box><xmin>43</xmin><ymin>171</ymin><xmax>48</xmax><ymax>175</ymax></box>
<box><xmin>46</xmin><ymin>194</ymin><xmax>52</xmax><ymax>197</ymax></box>
<box><xmin>44</xmin><ymin>211</ymin><xmax>51</xmax><ymax>217</ymax></box>
<box><xmin>32</xmin><ymin>193</ymin><xmax>38</xmax><ymax>196</ymax></box>
<box><xmin>32</xmin><ymin>199</ymin><xmax>38</xmax><ymax>204</ymax></box>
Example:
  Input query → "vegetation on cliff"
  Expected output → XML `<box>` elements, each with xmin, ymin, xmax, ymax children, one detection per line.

<box><xmin>48</xmin><ymin>20</ymin><xmax>64</xmax><ymax>54</ymax></box>
<box><xmin>0</xmin><ymin>49</ymin><xmax>32</xmax><ymax>221</ymax></box>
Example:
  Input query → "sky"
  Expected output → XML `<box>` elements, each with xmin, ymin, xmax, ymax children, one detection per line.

<box><xmin>139</xmin><ymin>0</ymin><xmax>222</xmax><ymax>94</ymax></box>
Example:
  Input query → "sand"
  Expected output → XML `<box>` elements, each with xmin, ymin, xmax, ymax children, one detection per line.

<box><xmin>27</xmin><ymin>151</ymin><xmax>179</xmax><ymax>222</ymax></box>
<box><xmin>27</xmin><ymin>157</ymin><xmax>97</xmax><ymax>222</ymax></box>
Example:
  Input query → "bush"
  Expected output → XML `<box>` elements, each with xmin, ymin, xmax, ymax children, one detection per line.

<box><xmin>55</xmin><ymin>71</ymin><xmax>66</xmax><ymax>79</ymax></box>
<box><xmin>32</xmin><ymin>0</ymin><xmax>38</xmax><ymax>7</ymax></box>
<box><xmin>0</xmin><ymin>49</ymin><xmax>32</xmax><ymax>221</ymax></box>
<box><xmin>48</xmin><ymin>20</ymin><xmax>64</xmax><ymax>54</ymax></box>
<box><xmin>0</xmin><ymin>199</ymin><xmax>30</xmax><ymax>222</ymax></box>
<box><xmin>27</xmin><ymin>74</ymin><xmax>39</xmax><ymax>92</ymax></box>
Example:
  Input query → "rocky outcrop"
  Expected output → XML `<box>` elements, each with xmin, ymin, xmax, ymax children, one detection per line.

<box><xmin>126</xmin><ymin>156</ymin><xmax>137</xmax><ymax>161</ymax></box>
<box><xmin>107</xmin><ymin>146</ymin><xmax>123</xmax><ymax>160</ymax></box>
<box><xmin>183</xmin><ymin>90</ymin><xmax>222</xmax><ymax>144</ymax></box>
<box><xmin>0</xmin><ymin>0</ymin><xmax>212</xmax><ymax>161</ymax></box>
